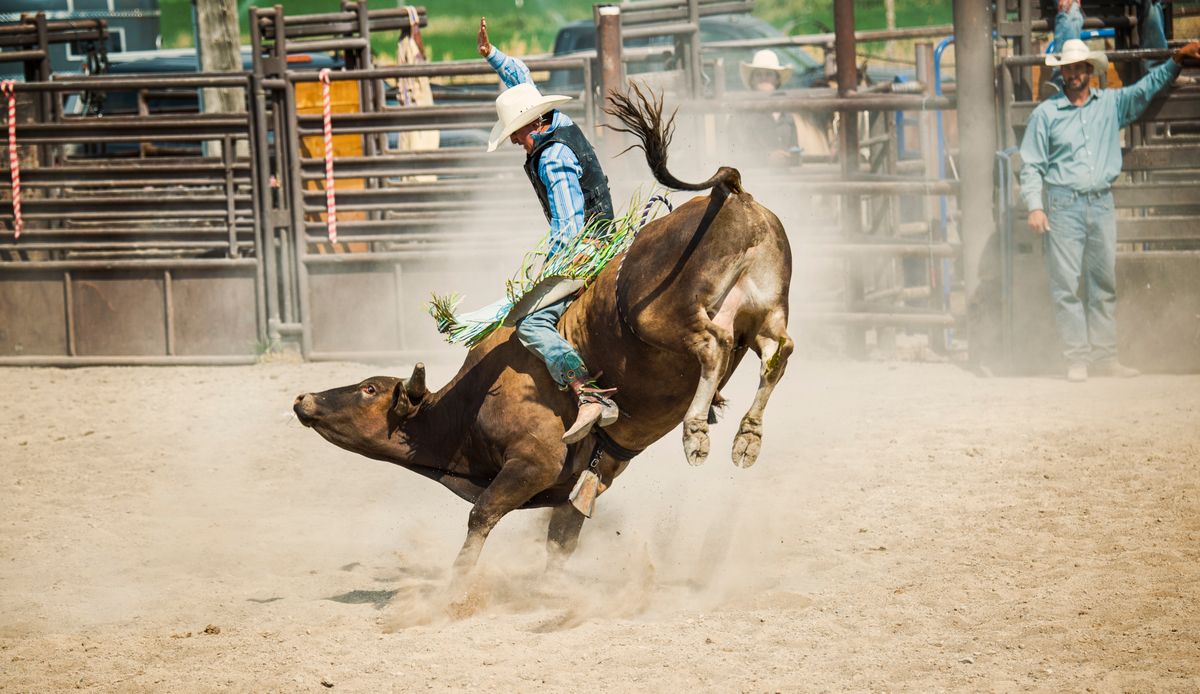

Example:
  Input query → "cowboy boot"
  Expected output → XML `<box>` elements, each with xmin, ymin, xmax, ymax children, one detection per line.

<box><xmin>562</xmin><ymin>377</ymin><xmax>619</xmax><ymax>444</ymax></box>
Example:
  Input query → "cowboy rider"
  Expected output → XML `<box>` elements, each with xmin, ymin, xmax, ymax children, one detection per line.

<box><xmin>478</xmin><ymin>17</ymin><xmax>619</xmax><ymax>443</ymax></box>
<box><xmin>1019</xmin><ymin>4</ymin><xmax>1200</xmax><ymax>382</ymax></box>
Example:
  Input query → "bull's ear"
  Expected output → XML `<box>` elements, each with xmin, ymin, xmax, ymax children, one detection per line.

<box><xmin>390</xmin><ymin>382</ymin><xmax>411</xmax><ymax>419</ymax></box>
<box><xmin>406</xmin><ymin>362</ymin><xmax>427</xmax><ymax>403</ymax></box>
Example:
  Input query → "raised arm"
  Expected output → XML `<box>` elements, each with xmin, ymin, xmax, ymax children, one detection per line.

<box><xmin>1115</xmin><ymin>41</ymin><xmax>1199</xmax><ymax>126</ymax></box>
<box><xmin>477</xmin><ymin>16</ymin><xmax>532</xmax><ymax>89</ymax></box>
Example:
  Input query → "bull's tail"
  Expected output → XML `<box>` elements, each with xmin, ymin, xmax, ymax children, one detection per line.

<box><xmin>604</xmin><ymin>82</ymin><xmax>743</xmax><ymax>196</ymax></box>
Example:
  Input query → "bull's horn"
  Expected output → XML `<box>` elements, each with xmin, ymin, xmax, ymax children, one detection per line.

<box><xmin>407</xmin><ymin>362</ymin><xmax>427</xmax><ymax>401</ymax></box>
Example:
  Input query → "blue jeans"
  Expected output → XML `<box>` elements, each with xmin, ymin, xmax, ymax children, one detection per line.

<box><xmin>1043</xmin><ymin>186</ymin><xmax>1118</xmax><ymax>365</ymax></box>
<box><xmin>515</xmin><ymin>295</ymin><xmax>586</xmax><ymax>386</ymax></box>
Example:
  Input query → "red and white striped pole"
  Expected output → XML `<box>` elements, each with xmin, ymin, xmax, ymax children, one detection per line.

<box><xmin>1</xmin><ymin>80</ymin><xmax>22</xmax><ymax>240</ymax></box>
<box><xmin>318</xmin><ymin>68</ymin><xmax>338</xmax><ymax>244</ymax></box>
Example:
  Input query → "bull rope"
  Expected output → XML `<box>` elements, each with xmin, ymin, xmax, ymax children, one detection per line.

<box><xmin>614</xmin><ymin>194</ymin><xmax>673</xmax><ymax>342</ymax></box>
<box><xmin>1</xmin><ymin>80</ymin><xmax>22</xmax><ymax>239</ymax></box>
<box><xmin>318</xmin><ymin>68</ymin><xmax>338</xmax><ymax>243</ymax></box>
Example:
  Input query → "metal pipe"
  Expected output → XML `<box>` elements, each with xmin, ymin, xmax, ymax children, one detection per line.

<box><xmin>0</xmin><ymin>355</ymin><xmax>258</xmax><ymax>366</ymax></box>
<box><xmin>953</xmin><ymin>0</ymin><xmax>997</xmax><ymax>361</ymax></box>
<box><xmin>1003</xmin><ymin>47</ymin><xmax>1184</xmax><ymax>67</ymax></box>
<box><xmin>1</xmin><ymin>258</ymin><xmax>257</xmax><ymax>270</ymax></box>
<box><xmin>680</xmin><ymin>93</ymin><xmax>955</xmax><ymax>113</ymax></box>
<box><xmin>164</xmin><ymin>269</ymin><xmax>176</xmax><ymax>356</ymax></box>
<box><xmin>702</xmin><ymin>23</ymin><xmax>956</xmax><ymax>51</ymax></box>
<box><xmin>9</xmin><ymin>75</ymin><xmax>250</xmax><ymax>91</ymax></box>
<box><xmin>63</xmin><ymin>271</ymin><xmax>76</xmax><ymax>357</ymax></box>
<box><xmin>286</xmin><ymin>56</ymin><xmax>588</xmax><ymax>82</ymax></box>
<box><xmin>596</xmin><ymin>4</ymin><xmax>625</xmax><ymax>147</ymax></box>
<box><xmin>834</xmin><ymin>0</ymin><xmax>865</xmax><ymax>357</ymax></box>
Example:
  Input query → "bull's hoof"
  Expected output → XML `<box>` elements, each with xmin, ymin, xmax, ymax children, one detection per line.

<box><xmin>683</xmin><ymin>417</ymin><xmax>710</xmax><ymax>466</ymax></box>
<box><xmin>732</xmin><ymin>416</ymin><xmax>763</xmax><ymax>468</ymax></box>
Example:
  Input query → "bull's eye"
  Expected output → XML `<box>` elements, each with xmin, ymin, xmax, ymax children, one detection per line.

<box><xmin>362</xmin><ymin>384</ymin><xmax>377</xmax><ymax>396</ymax></box>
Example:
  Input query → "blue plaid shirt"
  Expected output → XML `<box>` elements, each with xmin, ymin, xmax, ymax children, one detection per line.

<box><xmin>488</xmin><ymin>47</ymin><xmax>586</xmax><ymax>258</ymax></box>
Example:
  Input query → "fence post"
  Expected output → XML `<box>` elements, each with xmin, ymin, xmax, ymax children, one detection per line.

<box><xmin>595</xmin><ymin>5</ymin><xmax>624</xmax><ymax>153</ymax></box>
<box><xmin>834</xmin><ymin>0</ymin><xmax>865</xmax><ymax>357</ymax></box>
<box><xmin>953</xmin><ymin>0</ymin><xmax>999</xmax><ymax>364</ymax></box>
<box><xmin>914</xmin><ymin>42</ymin><xmax>947</xmax><ymax>351</ymax></box>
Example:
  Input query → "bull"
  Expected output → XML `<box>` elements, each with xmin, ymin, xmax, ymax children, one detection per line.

<box><xmin>294</xmin><ymin>86</ymin><xmax>793</xmax><ymax>574</ymax></box>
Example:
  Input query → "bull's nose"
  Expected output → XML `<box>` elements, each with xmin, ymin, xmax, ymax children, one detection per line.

<box><xmin>293</xmin><ymin>393</ymin><xmax>318</xmax><ymax>424</ymax></box>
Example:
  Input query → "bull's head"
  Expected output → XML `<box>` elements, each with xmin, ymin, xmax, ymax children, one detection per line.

<box><xmin>293</xmin><ymin>363</ymin><xmax>428</xmax><ymax>454</ymax></box>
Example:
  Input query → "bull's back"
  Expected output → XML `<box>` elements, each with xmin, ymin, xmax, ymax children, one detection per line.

<box><xmin>614</xmin><ymin>191</ymin><xmax>789</xmax><ymax>352</ymax></box>
<box><xmin>561</xmin><ymin>190</ymin><xmax>790</xmax><ymax>445</ymax></box>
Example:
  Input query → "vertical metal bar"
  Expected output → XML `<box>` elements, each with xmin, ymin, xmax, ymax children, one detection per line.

<box><xmin>953</xmin><ymin>0</ymin><xmax>998</xmax><ymax>360</ymax></box>
<box><xmin>284</xmin><ymin>79</ymin><xmax>314</xmax><ymax>358</ymax></box>
<box><xmin>835</xmin><ymin>0</ymin><xmax>865</xmax><ymax>357</ymax></box>
<box><xmin>1018</xmin><ymin>0</ymin><xmax>1033</xmax><ymax>102</ymax></box>
<box><xmin>33</xmin><ymin>12</ymin><xmax>53</xmax><ymax>167</ymax></box>
<box><xmin>279</xmin><ymin>219</ymin><xmax>295</xmax><ymax>324</ymax></box>
<box><xmin>915</xmin><ymin>42</ymin><xmax>945</xmax><ymax>350</ymax></box>
<box><xmin>273</xmin><ymin>98</ymin><xmax>297</xmax><ymax>326</ymax></box>
<box><xmin>223</xmin><ymin>134</ymin><xmax>237</xmax><ymax>257</ymax></box>
<box><xmin>582</xmin><ymin>58</ymin><xmax>595</xmax><ymax>128</ymax></box>
<box><xmin>247</xmin><ymin>35</ymin><xmax>277</xmax><ymax>343</ymax></box>
<box><xmin>164</xmin><ymin>269</ymin><xmax>176</xmax><ymax>356</ymax></box>
<box><xmin>63</xmin><ymin>271</ymin><xmax>76</xmax><ymax>357</ymax></box>
<box><xmin>687</xmin><ymin>0</ymin><xmax>703</xmax><ymax>97</ymax></box>
<box><xmin>595</xmin><ymin>4</ymin><xmax>624</xmax><ymax>153</ymax></box>
<box><xmin>354</xmin><ymin>0</ymin><xmax>381</xmax><ymax>157</ymax></box>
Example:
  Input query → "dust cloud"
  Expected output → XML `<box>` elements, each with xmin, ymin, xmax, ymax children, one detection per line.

<box><xmin>4</xmin><ymin>356</ymin><xmax>1199</xmax><ymax>690</ymax></box>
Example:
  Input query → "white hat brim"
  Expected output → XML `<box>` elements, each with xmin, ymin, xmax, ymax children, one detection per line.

<box><xmin>486</xmin><ymin>95</ymin><xmax>573</xmax><ymax>153</ymax></box>
<box><xmin>739</xmin><ymin>61</ymin><xmax>794</xmax><ymax>88</ymax></box>
<box><xmin>1045</xmin><ymin>51</ymin><xmax>1107</xmax><ymax>73</ymax></box>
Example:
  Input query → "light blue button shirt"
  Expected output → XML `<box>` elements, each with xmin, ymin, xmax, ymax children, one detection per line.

<box><xmin>487</xmin><ymin>46</ymin><xmax>586</xmax><ymax>258</ymax></box>
<box><xmin>1019</xmin><ymin>58</ymin><xmax>1180</xmax><ymax>211</ymax></box>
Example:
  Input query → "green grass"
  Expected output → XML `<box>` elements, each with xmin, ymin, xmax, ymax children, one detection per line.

<box><xmin>160</xmin><ymin>0</ymin><xmax>954</xmax><ymax>62</ymax></box>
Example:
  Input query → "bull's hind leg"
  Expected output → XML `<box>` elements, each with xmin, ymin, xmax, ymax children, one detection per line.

<box><xmin>733</xmin><ymin>307</ymin><xmax>793</xmax><ymax>468</ymax></box>
<box><xmin>682</xmin><ymin>307</ymin><xmax>737</xmax><ymax>466</ymax></box>
<box><xmin>545</xmin><ymin>502</ymin><xmax>586</xmax><ymax>573</ymax></box>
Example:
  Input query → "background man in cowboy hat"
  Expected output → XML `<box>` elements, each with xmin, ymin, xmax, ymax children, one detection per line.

<box><xmin>1019</xmin><ymin>9</ymin><xmax>1200</xmax><ymax>382</ymax></box>
<box><xmin>477</xmin><ymin>17</ymin><xmax>618</xmax><ymax>443</ymax></box>
<box><xmin>732</xmin><ymin>49</ymin><xmax>803</xmax><ymax>164</ymax></box>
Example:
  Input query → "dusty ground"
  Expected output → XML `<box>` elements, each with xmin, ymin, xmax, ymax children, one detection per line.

<box><xmin>1</xmin><ymin>358</ymin><xmax>1198</xmax><ymax>692</ymax></box>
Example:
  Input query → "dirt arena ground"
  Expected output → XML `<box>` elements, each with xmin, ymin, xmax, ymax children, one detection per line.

<box><xmin>1</xmin><ymin>358</ymin><xmax>1198</xmax><ymax>692</ymax></box>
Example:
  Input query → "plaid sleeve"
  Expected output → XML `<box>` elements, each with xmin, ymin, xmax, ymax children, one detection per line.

<box><xmin>537</xmin><ymin>143</ymin><xmax>586</xmax><ymax>259</ymax></box>
<box><xmin>486</xmin><ymin>47</ymin><xmax>532</xmax><ymax>89</ymax></box>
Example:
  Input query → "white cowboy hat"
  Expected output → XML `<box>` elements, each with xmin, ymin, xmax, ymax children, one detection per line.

<box><xmin>487</xmin><ymin>82</ymin><xmax>572</xmax><ymax>153</ymax></box>
<box><xmin>1045</xmin><ymin>38</ymin><xmax>1108</xmax><ymax>73</ymax></box>
<box><xmin>739</xmin><ymin>49</ymin><xmax>794</xmax><ymax>88</ymax></box>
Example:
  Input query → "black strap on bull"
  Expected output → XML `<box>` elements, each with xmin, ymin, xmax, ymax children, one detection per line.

<box><xmin>570</xmin><ymin>428</ymin><xmax>643</xmax><ymax>518</ymax></box>
<box><xmin>591</xmin><ymin>426</ymin><xmax>642</xmax><ymax>462</ymax></box>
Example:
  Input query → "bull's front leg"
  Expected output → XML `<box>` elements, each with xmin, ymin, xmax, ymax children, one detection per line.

<box><xmin>451</xmin><ymin>447</ymin><xmax>562</xmax><ymax>577</ymax></box>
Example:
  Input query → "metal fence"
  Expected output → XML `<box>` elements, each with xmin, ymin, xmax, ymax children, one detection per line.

<box><xmin>6</xmin><ymin>1</ymin><xmax>1190</xmax><ymax>368</ymax></box>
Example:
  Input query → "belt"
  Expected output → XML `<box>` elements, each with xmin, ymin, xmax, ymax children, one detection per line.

<box><xmin>1046</xmin><ymin>184</ymin><xmax>1110</xmax><ymax>201</ymax></box>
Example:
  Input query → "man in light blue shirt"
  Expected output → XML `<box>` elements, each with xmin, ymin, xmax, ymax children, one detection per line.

<box><xmin>1019</xmin><ymin>3</ymin><xmax>1199</xmax><ymax>382</ymax></box>
<box><xmin>478</xmin><ymin>18</ymin><xmax>619</xmax><ymax>443</ymax></box>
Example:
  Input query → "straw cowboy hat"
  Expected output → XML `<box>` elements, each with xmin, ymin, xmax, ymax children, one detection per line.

<box><xmin>1044</xmin><ymin>38</ymin><xmax>1108</xmax><ymax>73</ymax></box>
<box><xmin>487</xmin><ymin>82</ymin><xmax>572</xmax><ymax>152</ymax></box>
<box><xmin>740</xmin><ymin>49</ymin><xmax>794</xmax><ymax>88</ymax></box>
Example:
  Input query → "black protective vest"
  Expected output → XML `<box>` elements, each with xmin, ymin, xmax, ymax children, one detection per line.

<box><xmin>523</xmin><ymin>120</ymin><xmax>614</xmax><ymax>228</ymax></box>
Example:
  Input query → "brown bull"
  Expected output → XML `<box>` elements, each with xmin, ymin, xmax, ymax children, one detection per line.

<box><xmin>293</xmin><ymin>86</ymin><xmax>793</xmax><ymax>574</ymax></box>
